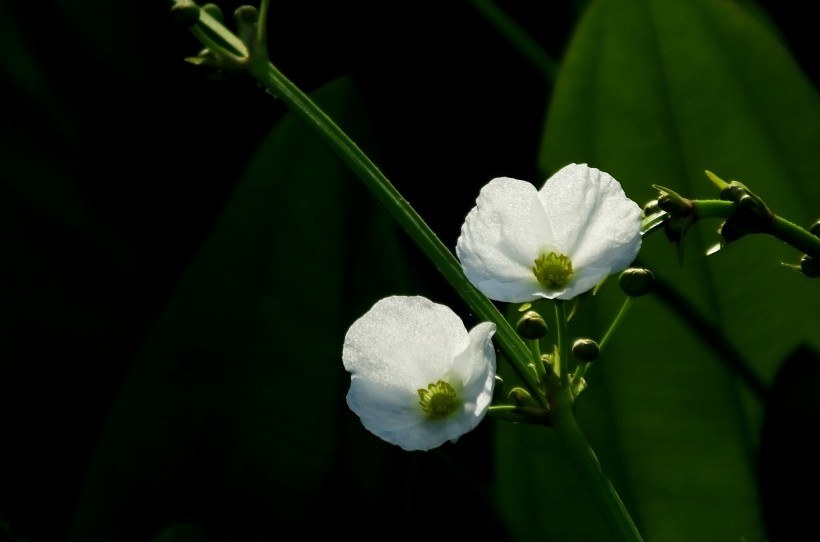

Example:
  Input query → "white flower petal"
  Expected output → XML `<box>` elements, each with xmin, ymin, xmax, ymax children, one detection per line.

<box><xmin>458</xmin><ymin>163</ymin><xmax>642</xmax><ymax>301</ymax></box>
<box><xmin>342</xmin><ymin>296</ymin><xmax>468</xmax><ymax>390</ymax></box>
<box><xmin>456</xmin><ymin>177</ymin><xmax>553</xmax><ymax>302</ymax></box>
<box><xmin>346</xmin><ymin>377</ymin><xmax>442</xmax><ymax>451</ymax></box>
<box><xmin>542</xmin><ymin>164</ymin><xmax>642</xmax><ymax>273</ymax></box>
<box><xmin>557</xmin><ymin>265</ymin><xmax>609</xmax><ymax>300</ymax></box>
<box><xmin>342</xmin><ymin>296</ymin><xmax>498</xmax><ymax>451</ymax></box>
<box><xmin>452</xmin><ymin>321</ymin><xmax>497</xmax><ymax>415</ymax></box>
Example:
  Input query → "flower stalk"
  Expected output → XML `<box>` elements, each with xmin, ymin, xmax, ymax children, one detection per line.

<box><xmin>255</xmin><ymin>62</ymin><xmax>550</xmax><ymax>403</ymax></box>
<box><xmin>174</xmin><ymin>1</ymin><xmax>645</xmax><ymax>539</ymax></box>
<box><xmin>551</xmin><ymin>398</ymin><xmax>645</xmax><ymax>542</ymax></box>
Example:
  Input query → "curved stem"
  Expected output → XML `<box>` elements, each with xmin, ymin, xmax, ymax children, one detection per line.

<box><xmin>551</xmin><ymin>399</ymin><xmax>645</xmax><ymax>542</ymax></box>
<box><xmin>548</xmin><ymin>300</ymin><xmax>643</xmax><ymax>541</ymax></box>
<box><xmin>693</xmin><ymin>200</ymin><xmax>820</xmax><ymax>258</ymax></box>
<box><xmin>599</xmin><ymin>297</ymin><xmax>633</xmax><ymax>352</ymax></box>
<box><xmin>178</xmin><ymin>5</ymin><xmax>644</xmax><ymax>537</ymax></box>
<box><xmin>528</xmin><ymin>338</ymin><xmax>546</xmax><ymax>383</ymax></box>
<box><xmin>553</xmin><ymin>300</ymin><xmax>570</xmax><ymax>387</ymax></box>
<box><xmin>179</xmin><ymin>5</ymin><xmax>541</xmax><ymax>405</ymax></box>
<box><xmin>248</xmin><ymin>60</ymin><xmax>546</xmax><ymax>403</ymax></box>
<box><xmin>466</xmin><ymin>0</ymin><xmax>558</xmax><ymax>83</ymax></box>
<box><xmin>488</xmin><ymin>404</ymin><xmax>550</xmax><ymax>425</ymax></box>
<box><xmin>770</xmin><ymin>214</ymin><xmax>820</xmax><ymax>259</ymax></box>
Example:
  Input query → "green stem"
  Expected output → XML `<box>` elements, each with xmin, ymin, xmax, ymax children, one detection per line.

<box><xmin>488</xmin><ymin>404</ymin><xmax>550</xmax><ymax>425</ymax></box>
<box><xmin>528</xmin><ymin>338</ymin><xmax>546</xmax><ymax>382</ymax></box>
<box><xmin>551</xmin><ymin>398</ymin><xmax>645</xmax><ymax>542</ymax></box>
<box><xmin>549</xmin><ymin>300</ymin><xmax>643</xmax><ymax>541</ymax></box>
<box><xmin>572</xmin><ymin>297</ymin><xmax>632</xmax><ymax>394</ymax></box>
<box><xmin>770</xmin><ymin>214</ymin><xmax>820</xmax><ymax>259</ymax></box>
<box><xmin>693</xmin><ymin>200</ymin><xmax>820</xmax><ymax>258</ymax></box>
<box><xmin>235</xmin><ymin>11</ymin><xmax>544</xmax><ymax>406</ymax></box>
<box><xmin>599</xmin><ymin>297</ymin><xmax>632</xmax><ymax>352</ymax></box>
<box><xmin>571</xmin><ymin>361</ymin><xmax>590</xmax><ymax>396</ymax></box>
<box><xmin>466</xmin><ymin>0</ymin><xmax>558</xmax><ymax>83</ymax></box>
<box><xmin>179</xmin><ymin>6</ymin><xmax>644</xmax><ymax>538</ymax></box>
<box><xmin>553</xmin><ymin>300</ymin><xmax>569</xmax><ymax>387</ymax></box>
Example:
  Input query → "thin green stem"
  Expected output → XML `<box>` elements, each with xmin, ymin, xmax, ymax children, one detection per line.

<box><xmin>528</xmin><ymin>338</ymin><xmax>546</xmax><ymax>382</ymax></box>
<box><xmin>218</xmin><ymin>11</ymin><xmax>543</xmax><ymax>406</ymax></box>
<box><xmin>551</xmin><ymin>399</ymin><xmax>645</xmax><ymax>542</ymax></box>
<box><xmin>548</xmin><ymin>299</ymin><xmax>643</xmax><ymax>541</ymax></box>
<box><xmin>488</xmin><ymin>404</ymin><xmax>550</xmax><ymax>425</ymax></box>
<box><xmin>466</xmin><ymin>0</ymin><xmax>558</xmax><ymax>83</ymax></box>
<box><xmin>179</xmin><ymin>6</ymin><xmax>644</xmax><ymax>538</ymax></box>
<box><xmin>599</xmin><ymin>297</ymin><xmax>633</xmax><ymax>352</ymax></box>
<box><xmin>770</xmin><ymin>214</ymin><xmax>820</xmax><ymax>259</ymax></box>
<box><xmin>571</xmin><ymin>361</ymin><xmax>590</xmax><ymax>396</ymax></box>
<box><xmin>693</xmin><ymin>200</ymin><xmax>820</xmax><ymax>258</ymax></box>
<box><xmin>553</xmin><ymin>300</ymin><xmax>569</xmax><ymax>387</ymax></box>
<box><xmin>572</xmin><ymin>297</ymin><xmax>632</xmax><ymax>393</ymax></box>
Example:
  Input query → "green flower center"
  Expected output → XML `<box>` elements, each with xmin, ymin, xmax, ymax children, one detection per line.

<box><xmin>533</xmin><ymin>251</ymin><xmax>574</xmax><ymax>290</ymax></box>
<box><xmin>418</xmin><ymin>380</ymin><xmax>460</xmax><ymax>419</ymax></box>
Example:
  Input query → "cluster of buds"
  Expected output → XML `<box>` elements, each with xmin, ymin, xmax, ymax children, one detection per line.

<box><xmin>645</xmin><ymin>171</ymin><xmax>819</xmax><ymax>278</ymax></box>
<box><xmin>717</xmin><ymin>180</ymin><xmax>774</xmax><ymax>242</ymax></box>
<box><xmin>171</xmin><ymin>1</ymin><xmax>267</xmax><ymax>78</ymax></box>
<box><xmin>802</xmin><ymin>221</ymin><xmax>820</xmax><ymax>278</ymax></box>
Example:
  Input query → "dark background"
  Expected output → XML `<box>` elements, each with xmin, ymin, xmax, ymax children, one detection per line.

<box><xmin>1</xmin><ymin>1</ymin><xmax>816</xmax><ymax>540</ymax></box>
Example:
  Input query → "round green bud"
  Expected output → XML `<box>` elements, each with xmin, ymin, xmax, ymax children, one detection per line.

<box><xmin>801</xmin><ymin>255</ymin><xmax>819</xmax><ymax>278</ymax></box>
<box><xmin>663</xmin><ymin>216</ymin><xmax>689</xmax><ymax>243</ymax></box>
<box><xmin>201</xmin><ymin>3</ymin><xmax>224</xmax><ymax>22</ymax></box>
<box><xmin>619</xmin><ymin>267</ymin><xmax>655</xmax><ymax>297</ymax></box>
<box><xmin>719</xmin><ymin>218</ymin><xmax>747</xmax><ymax>242</ymax></box>
<box><xmin>572</xmin><ymin>338</ymin><xmax>600</xmax><ymax>362</ymax></box>
<box><xmin>643</xmin><ymin>199</ymin><xmax>661</xmax><ymax>217</ymax></box>
<box><xmin>517</xmin><ymin>310</ymin><xmax>548</xmax><ymax>339</ymax></box>
<box><xmin>492</xmin><ymin>375</ymin><xmax>505</xmax><ymax>403</ymax></box>
<box><xmin>657</xmin><ymin>192</ymin><xmax>693</xmax><ymax>217</ymax></box>
<box><xmin>719</xmin><ymin>183</ymin><xmax>744</xmax><ymax>202</ymax></box>
<box><xmin>234</xmin><ymin>5</ymin><xmax>259</xmax><ymax>24</ymax></box>
<box><xmin>170</xmin><ymin>1</ymin><xmax>201</xmax><ymax>27</ymax></box>
<box><xmin>508</xmin><ymin>387</ymin><xmax>535</xmax><ymax>407</ymax></box>
<box><xmin>541</xmin><ymin>353</ymin><xmax>555</xmax><ymax>373</ymax></box>
<box><xmin>810</xmin><ymin>220</ymin><xmax>820</xmax><ymax>238</ymax></box>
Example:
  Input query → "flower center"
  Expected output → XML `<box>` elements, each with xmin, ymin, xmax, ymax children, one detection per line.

<box><xmin>533</xmin><ymin>251</ymin><xmax>574</xmax><ymax>290</ymax></box>
<box><xmin>418</xmin><ymin>380</ymin><xmax>460</xmax><ymax>419</ymax></box>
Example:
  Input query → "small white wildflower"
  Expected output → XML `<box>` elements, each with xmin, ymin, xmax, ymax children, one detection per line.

<box><xmin>342</xmin><ymin>296</ymin><xmax>497</xmax><ymax>451</ymax></box>
<box><xmin>456</xmin><ymin>163</ymin><xmax>642</xmax><ymax>302</ymax></box>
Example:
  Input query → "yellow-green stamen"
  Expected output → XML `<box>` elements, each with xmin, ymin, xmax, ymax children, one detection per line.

<box><xmin>418</xmin><ymin>381</ymin><xmax>460</xmax><ymax>419</ymax></box>
<box><xmin>533</xmin><ymin>251</ymin><xmax>574</xmax><ymax>289</ymax></box>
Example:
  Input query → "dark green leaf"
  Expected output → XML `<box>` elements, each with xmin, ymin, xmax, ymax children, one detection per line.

<box><xmin>497</xmin><ymin>1</ymin><xmax>820</xmax><ymax>540</ymax></box>
<box><xmin>69</xmin><ymin>77</ymin><xmax>415</xmax><ymax>541</ymax></box>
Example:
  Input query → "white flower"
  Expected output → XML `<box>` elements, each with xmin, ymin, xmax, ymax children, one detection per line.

<box><xmin>456</xmin><ymin>163</ymin><xmax>642</xmax><ymax>302</ymax></box>
<box><xmin>342</xmin><ymin>295</ymin><xmax>497</xmax><ymax>451</ymax></box>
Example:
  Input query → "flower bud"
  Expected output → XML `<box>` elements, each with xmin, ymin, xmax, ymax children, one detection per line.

<box><xmin>517</xmin><ymin>310</ymin><xmax>548</xmax><ymax>339</ymax></box>
<box><xmin>492</xmin><ymin>375</ymin><xmax>505</xmax><ymax>403</ymax></box>
<box><xmin>663</xmin><ymin>215</ymin><xmax>691</xmax><ymax>244</ymax></box>
<box><xmin>810</xmin><ymin>220</ymin><xmax>820</xmax><ymax>238</ymax></box>
<box><xmin>234</xmin><ymin>5</ymin><xmax>259</xmax><ymax>51</ymax></box>
<box><xmin>541</xmin><ymin>353</ymin><xmax>554</xmax><ymax>373</ymax></box>
<box><xmin>201</xmin><ymin>3</ymin><xmax>224</xmax><ymax>22</ymax></box>
<box><xmin>234</xmin><ymin>4</ymin><xmax>258</xmax><ymax>23</ymax></box>
<box><xmin>619</xmin><ymin>267</ymin><xmax>655</xmax><ymax>297</ymax></box>
<box><xmin>642</xmin><ymin>199</ymin><xmax>661</xmax><ymax>217</ymax></box>
<box><xmin>719</xmin><ymin>183</ymin><xmax>744</xmax><ymax>202</ymax></box>
<box><xmin>654</xmin><ymin>185</ymin><xmax>693</xmax><ymax>217</ymax></box>
<box><xmin>801</xmin><ymin>255</ymin><xmax>819</xmax><ymax>278</ymax></box>
<box><xmin>572</xmin><ymin>338</ymin><xmax>600</xmax><ymax>363</ymax></box>
<box><xmin>508</xmin><ymin>387</ymin><xmax>536</xmax><ymax>407</ymax></box>
<box><xmin>719</xmin><ymin>217</ymin><xmax>747</xmax><ymax>242</ymax></box>
<box><xmin>170</xmin><ymin>1</ymin><xmax>201</xmax><ymax>27</ymax></box>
